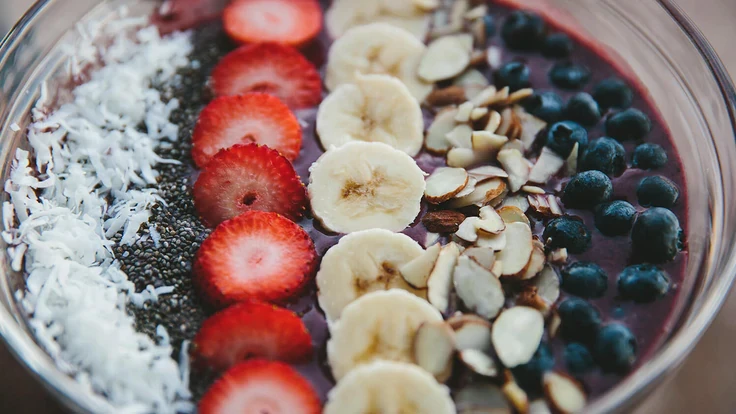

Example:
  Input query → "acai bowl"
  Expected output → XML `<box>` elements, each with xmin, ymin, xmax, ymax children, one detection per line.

<box><xmin>0</xmin><ymin>0</ymin><xmax>736</xmax><ymax>413</ymax></box>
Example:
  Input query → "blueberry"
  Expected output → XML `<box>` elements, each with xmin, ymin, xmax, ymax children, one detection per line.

<box><xmin>562</xmin><ymin>171</ymin><xmax>613</xmax><ymax>209</ymax></box>
<box><xmin>511</xmin><ymin>343</ymin><xmax>555</xmax><ymax>393</ymax></box>
<box><xmin>482</xmin><ymin>15</ymin><xmax>497</xmax><ymax>38</ymax></box>
<box><xmin>564</xmin><ymin>93</ymin><xmax>601</xmax><ymax>126</ymax></box>
<box><xmin>595</xmin><ymin>324</ymin><xmax>637</xmax><ymax>373</ymax></box>
<box><xmin>605</xmin><ymin>108</ymin><xmax>652</xmax><ymax>141</ymax></box>
<box><xmin>543</xmin><ymin>216</ymin><xmax>591</xmax><ymax>254</ymax></box>
<box><xmin>594</xmin><ymin>200</ymin><xmax>637</xmax><ymax>236</ymax></box>
<box><xmin>632</xmin><ymin>143</ymin><xmax>668</xmax><ymax>170</ymax></box>
<box><xmin>541</xmin><ymin>32</ymin><xmax>573</xmax><ymax>58</ymax></box>
<box><xmin>618</xmin><ymin>264</ymin><xmax>670</xmax><ymax>302</ymax></box>
<box><xmin>593</xmin><ymin>77</ymin><xmax>633</xmax><ymax>110</ymax></box>
<box><xmin>546</xmin><ymin>121</ymin><xmax>588</xmax><ymax>158</ymax></box>
<box><xmin>561</xmin><ymin>262</ymin><xmax>608</xmax><ymax>298</ymax></box>
<box><xmin>557</xmin><ymin>297</ymin><xmax>602</xmax><ymax>344</ymax></box>
<box><xmin>636</xmin><ymin>176</ymin><xmax>679</xmax><ymax>208</ymax></box>
<box><xmin>631</xmin><ymin>207</ymin><xmax>682</xmax><ymax>263</ymax></box>
<box><xmin>579</xmin><ymin>137</ymin><xmax>626</xmax><ymax>176</ymax></box>
<box><xmin>564</xmin><ymin>343</ymin><xmax>595</xmax><ymax>375</ymax></box>
<box><xmin>494</xmin><ymin>62</ymin><xmax>531</xmax><ymax>92</ymax></box>
<box><xmin>501</xmin><ymin>11</ymin><xmax>546</xmax><ymax>51</ymax></box>
<box><xmin>549</xmin><ymin>62</ymin><xmax>592</xmax><ymax>90</ymax></box>
<box><xmin>523</xmin><ymin>91</ymin><xmax>564</xmax><ymax>123</ymax></box>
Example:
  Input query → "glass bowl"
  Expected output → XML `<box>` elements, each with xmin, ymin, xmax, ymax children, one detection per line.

<box><xmin>0</xmin><ymin>0</ymin><xmax>735</xmax><ymax>412</ymax></box>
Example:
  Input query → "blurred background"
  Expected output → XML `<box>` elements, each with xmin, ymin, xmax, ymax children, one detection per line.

<box><xmin>1</xmin><ymin>0</ymin><xmax>736</xmax><ymax>412</ymax></box>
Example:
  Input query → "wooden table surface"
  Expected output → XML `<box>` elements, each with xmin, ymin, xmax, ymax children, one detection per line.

<box><xmin>1</xmin><ymin>1</ymin><xmax>736</xmax><ymax>412</ymax></box>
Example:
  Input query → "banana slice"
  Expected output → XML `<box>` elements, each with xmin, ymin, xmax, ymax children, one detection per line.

<box><xmin>325</xmin><ymin>23</ymin><xmax>434</xmax><ymax>102</ymax></box>
<box><xmin>317</xmin><ymin>229</ymin><xmax>427</xmax><ymax>324</ymax></box>
<box><xmin>324</xmin><ymin>360</ymin><xmax>455</xmax><ymax>414</ymax></box>
<box><xmin>308</xmin><ymin>141</ymin><xmax>426</xmax><ymax>233</ymax></box>
<box><xmin>327</xmin><ymin>289</ymin><xmax>443</xmax><ymax>380</ymax></box>
<box><xmin>325</xmin><ymin>0</ymin><xmax>431</xmax><ymax>40</ymax></box>
<box><xmin>317</xmin><ymin>74</ymin><xmax>424</xmax><ymax>156</ymax></box>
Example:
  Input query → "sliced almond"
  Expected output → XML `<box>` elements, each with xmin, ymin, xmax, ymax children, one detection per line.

<box><xmin>470</xmin><ymin>85</ymin><xmax>498</xmax><ymax>107</ymax></box>
<box><xmin>470</xmin><ymin>107</ymin><xmax>489</xmax><ymax>121</ymax></box>
<box><xmin>425</xmin><ymin>167</ymin><xmax>470</xmax><ymax>203</ymax></box>
<box><xmin>428</xmin><ymin>242</ymin><xmax>460</xmax><ymax>313</ymax></box>
<box><xmin>455</xmin><ymin>176</ymin><xmax>477</xmax><ymax>198</ymax></box>
<box><xmin>548</xmin><ymin>311</ymin><xmax>561</xmax><ymax>338</ymax></box>
<box><xmin>478</xmin><ymin>206</ymin><xmax>506</xmax><ymax>235</ymax></box>
<box><xmin>413</xmin><ymin>0</ymin><xmax>441</xmax><ymax>12</ymax></box>
<box><xmin>547</xmin><ymin>248</ymin><xmax>568</xmax><ymax>264</ymax></box>
<box><xmin>487</xmin><ymin>87</ymin><xmax>511</xmax><ymax>108</ymax></box>
<box><xmin>455</xmin><ymin>101</ymin><xmax>476</xmax><ymax>123</ymax></box>
<box><xmin>514</xmin><ymin>105</ymin><xmax>548</xmax><ymax>150</ymax></box>
<box><xmin>456</xmin><ymin>217</ymin><xmax>481</xmax><ymax>243</ymax></box>
<box><xmin>425</xmin><ymin>232</ymin><xmax>441</xmax><ymax>248</ymax></box>
<box><xmin>446</xmin><ymin>124</ymin><xmax>474</xmax><ymax>148</ymax></box>
<box><xmin>519</xmin><ymin>239</ymin><xmax>546</xmax><ymax>280</ymax></box>
<box><xmin>469</xmin><ymin>49</ymin><xmax>487</xmax><ymax>67</ymax></box>
<box><xmin>471</xmin><ymin>131</ymin><xmax>508</xmax><ymax>153</ymax></box>
<box><xmin>522</xmin><ymin>185</ymin><xmax>545</xmax><ymax>195</ymax></box>
<box><xmin>419</xmin><ymin>34</ymin><xmax>474</xmax><ymax>82</ymax></box>
<box><xmin>423</xmin><ymin>210</ymin><xmax>466</xmax><ymax>233</ymax></box>
<box><xmin>528</xmin><ymin>147</ymin><xmax>565</xmax><ymax>184</ymax></box>
<box><xmin>529</xmin><ymin>400</ymin><xmax>553</xmax><ymax>414</ymax></box>
<box><xmin>497</xmin><ymin>205</ymin><xmax>531</xmax><ymax>226</ymax></box>
<box><xmin>447</xmin><ymin>147</ymin><xmax>477</xmax><ymax>168</ymax></box>
<box><xmin>400</xmin><ymin>243</ymin><xmax>442</xmax><ymax>288</ymax></box>
<box><xmin>498</xmin><ymin>148</ymin><xmax>531</xmax><ymax>193</ymax></box>
<box><xmin>503</xmin><ymin>372</ymin><xmax>530</xmax><ymax>414</ymax></box>
<box><xmin>534</xmin><ymin>265</ymin><xmax>561</xmax><ymax>306</ymax></box>
<box><xmin>566</xmin><ymin>142</ymin><xmax>579</xmax><ymax>176</ymax></box>
<box><xmin>547</xmin><ymin>195</ymin><xmax>563</xmax><ymax>216</ymax></box>
<box><xmin>485</xmin><ymin>110</ymin><xmax>502</xmax><ymax>133</ymax></box>
<box><xmin>462</xmin><ymin>246</ymin><xmax>495</xmax><ymax>270</ymax></box>
<box><xmin>459</xmin><ymin>349</ymin><xmax>499</xmax><ymax>377</ymax></box>
<box><xmin>529</xmin><ymin>194</ymin><xmax>563</xmax><ymax>217</ymax></box>
<box><xmin>454</xmin><ymin>256</ymin><xmax>505</xmax><ymax>319</ymax></box>
<box><xmin>501</xmin><ymin>139</ymin><xmax>526</xmax><ymax>153</ymax></box>
<box><xmin>516</xmin><ymin>286</ymin><xmax>548</xmax><ymax>312</ymax></box>
<box><xmin>507</xmin><ymin>88</ymin><xmax>534</xmax><ymax>105</ymax></box>
<box><xmin>486</xmin><ymin>45</ymin><xmax>503</xmax><ymax>69</ymax></box>
<box><xmin>426</xmin><ymin>108</ymin><xmax>458</xmax><ymax>154</ymax></box>
<box><xmin>500</xmin><ymin>194</ymin><xmax>530</xmax><ymax>212</ymax></box>
<box><xmin>492</xmin><ymin>307</ymin><xmax>545</xmax><ymax>367</ymax></box>
<box><xmin>448</xmin><ymin>178</ymin><xmax>506</xmax><ymax>208</ymax></box>
<box><xmin>448</xmin><ymin>314</ymin><xmax>493</xmax><ymax>351</ymax></box>
<box><xmin>488</xmin><ymin>185</ymin><xmax>510</xmax><ymax>207</ymax></box>
<box><xmin>496</xmin><ymin>107</ymin><xmax>514</xmax><ymax>135</ymax></box>
<box><xmin>491</xmin><ymin>259</ymin><xmax>505</xmax><ymax>276</ymax></box>
<box><xmin>543</xmin><ymin>372</ymin><xmax>587</xmax><ymax>414</ymax></box>
<box><xmin>464</xmin><ymin>4</ymin><xmax>488</xmax><ymax>20</ymax></box>
<box><xmin>497</xmin><ymin>222</ymin><xmax>533</xmax><ymax>276</ymax></box>
<box><xmin>427</xmin><ymin>86</ymin><xmax>467</xmax><ymax>107</ymax></box>
<box><xmin>456</xmin><ymin>383</ymin><xmax>511</xmax><ymax>414</ymax></box>
<box><xmin>413</xmin><ymin>321</ymin><xmax>456</xmax><ymax>382</ymax></box>
<box><xmin>449</xmin><ymin>0</ymin><xmax>469</xmax><ymax>26</ymax></box>
<box><xmin>453</xmin><ymin>69</ymin><xmax>490</xmax><ymax>88</ymax></box>
<box><xmin>477</xmin><ymin>231</ymin><xmax>507</xmax><ymax>251</ymax></box>
<box><xmin>467</xmin><ymin>165</ymin><xmax>509</xmax><ymax>182</ymax></box>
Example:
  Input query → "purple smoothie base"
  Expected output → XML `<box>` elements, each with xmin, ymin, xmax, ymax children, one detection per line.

<box><xmin>178</xmin><ymin>0</ymin><xmax>690</xmax><ymax>404</ymax></box>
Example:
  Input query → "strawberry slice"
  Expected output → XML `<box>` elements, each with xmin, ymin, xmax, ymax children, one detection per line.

<box><xmin>191</xmin><ymin>93</ymin><xmax>303</xmax><ymax>168</ymax></box>
<box><xmin>194</xmin><ymin>211</ymin><xmax>317</xmax><ymax>305</ymax></box>
<box><xmin>193</xmin><ymin>301</ymin><xmax>313</xmax><ymax>370</ymax></box>
<box><xmin>223</xmin><ymin>0</ymin><xmax>323</xmax><ymax>46</ymax></box>
<box><xmin>152</xmin><ymin>0</ymin><xmax>229</xmax><ymax>34</ymax></box>
<box><xmin>193</xmin><ymin>144</ymin><xmax>308</xmax><ymax>226</ymax></box>
<box><xmin>199</xmin><ymin>359</ymin><xmax>321</xmax><ymax>414</ymax></box>
<box><xmin>210</xmin><ymin>43</ymin><xmax>322</xmax><ymax>109</ymax></box>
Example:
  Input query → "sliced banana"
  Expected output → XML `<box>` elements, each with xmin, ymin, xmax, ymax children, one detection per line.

<box><xmin>308</xmin><ymin>141</ymin><xmax>426</xmax><ymax>233</ymax></box>
<box><xmin>324</xmin><ymin>360</ymin><xmax>455</xmax><ymax>414</ymax></box>
<box><xmin>325</xmin><ymin>23</ymin><xmax>434</xmax><ymax>102</ymax></box>
<box><xmin>317</xmin><ymin>229</ymin><xmax>427</xmax><ymax>324</ymax></box>
<box><xmin>317</xmin><ymin>74</ymin><xmax>424</xmax><ymax>156</ymax></box>
<box><xmin>325</xmin><ymin>0</ymin><xmax>431</xmax><ymax>40</ymax></box>
<box><xmin>327</xmin><ymin>289</ymin><xmax>443</xmax><ymax>380</ymax></box>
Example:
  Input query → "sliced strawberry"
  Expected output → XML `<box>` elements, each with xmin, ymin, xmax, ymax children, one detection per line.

<box><xmin>199</xmin><ymin>359</ymin><xmax>321</xmax><ymax>414</ymax></box>
<box><xmin>151</xmin><ymin>0</ymin><xmax>229</xmax><ymax>34</ymax></box>
<box><xmin>193</xmin><ymin>301</ymin><xmax>313</xmax><ymax>370</ymax></box>
<box><xmin>191</xmin><ymin>94</ymin><xmax>302</xmax><ymax>168</ymax></box>
<box><xmin>194</xmin><ymin>211</ymin><xmax>317</xmax><ymax>305</ymax></box>
<box><xmin>193</xmin><ymin>144</ymin><xmax>307</xmax><ymax>226</ymax></box>
<box><xmin>210</xmin><ymin>43</ymin><xmax>322</xmax><ymax>109</ymax></box>
<box><xmin>223</xmin><ymin>0</ymin><xmax>322</xmax><ymax>46</ymax></box>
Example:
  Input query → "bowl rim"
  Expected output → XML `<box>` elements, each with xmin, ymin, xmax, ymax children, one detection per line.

<box><xmin>0</xmin><ymin>0</ymin><xmax>735</xmax><ymax>413</ymax></box>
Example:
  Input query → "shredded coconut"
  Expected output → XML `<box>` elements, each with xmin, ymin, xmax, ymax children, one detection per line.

<box><xmin>3</xmin><ymin>9</ymin><xmax>194</xmax><ymax>413</ymax></box>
